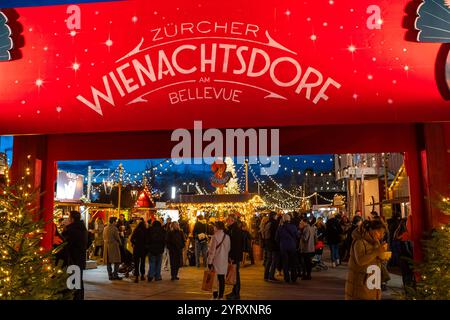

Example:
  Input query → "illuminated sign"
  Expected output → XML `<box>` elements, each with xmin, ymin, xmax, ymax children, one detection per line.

<box><xmin>77</xmin><ymin>21</ymin><xmax>341</xmax><ymax>116</ymax></box>
<box><xmin>56</xmin><ymin>170</ymin><xmax>84</xmax><ymax>201</ymax></box>
<box><xmin>0</xmin><ymin>1</ymin><xmax>449</xmax><ymax>135</ymax></box>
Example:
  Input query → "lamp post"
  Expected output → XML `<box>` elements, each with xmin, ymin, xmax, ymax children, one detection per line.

<box><xmin>117</xmin><ymin>163</ymin><xmax>123</xmax><ymax>216</ymax></box>
<box><xmin>244</xmin><ymin>159</ymin><xmax>249</xmax><ymax>193</ymax></box>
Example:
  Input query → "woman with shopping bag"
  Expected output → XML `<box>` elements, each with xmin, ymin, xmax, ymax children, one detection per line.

<box><xmin>207</xmin><ymin>221</ymin><xmax>231</xmax><ymax>299</ymax></box>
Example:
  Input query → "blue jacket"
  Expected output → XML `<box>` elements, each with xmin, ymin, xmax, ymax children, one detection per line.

<box><xmin>275</xmin><ymin>223</ymin><xmax>299</xmax><ymax>252</ymax></box>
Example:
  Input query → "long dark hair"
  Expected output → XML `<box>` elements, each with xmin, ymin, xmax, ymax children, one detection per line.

<box><xmin>136</xmin><ymin>220</ymin><xmax>146</xmax><ymax>230</ymax></box>
<box><xmin>362</xmin><ymin>219</ymin><xmax>386</xmax><ymax>232</ymax></box>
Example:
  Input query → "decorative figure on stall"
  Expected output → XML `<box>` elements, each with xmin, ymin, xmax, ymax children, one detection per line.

<box><xmin>333</xmin><ymin>194</ymin><xmax>346</xmax><ymax>207</ymax></box>
<box><xmin>210</xmin><ymin>160</ymin><xmax>232</xmax><ymax>194</ymax></box>
<box><xmin>0</xmin><ymin>11</ymin><xmax>13</xmax><ymax>61</ymax></box>
<box><xmin>414</xmin><ymin>0</ymin><xmax>450</xmax><ymax>99</ymax></box>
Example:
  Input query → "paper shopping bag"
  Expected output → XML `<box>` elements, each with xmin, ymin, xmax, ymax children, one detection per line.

<box><xmin>201</xmin><ymin>270</ymin><xmax>216</xmax><ymax>291</ymax></box>
<box><xmin>225</xmin><ymin>263</ymin><xmax>237</xmax><ymax>285</ymax></box>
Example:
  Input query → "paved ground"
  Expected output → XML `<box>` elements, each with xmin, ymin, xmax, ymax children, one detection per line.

<box><xmin>84</xmin><ymin>257</ymin><xmax>404</xmax><ymax>300</ymax></box>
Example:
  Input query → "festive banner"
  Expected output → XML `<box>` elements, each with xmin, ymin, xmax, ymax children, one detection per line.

<box><xmin>0</xmin><ymin>0</ymin><xmax>448</xmax><ymax>135</ymax></box>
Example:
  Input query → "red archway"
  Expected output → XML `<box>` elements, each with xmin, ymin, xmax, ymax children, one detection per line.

<box><xmin>10</xmin><ymin>122</ymin><xmax>450</xmax><ymax>259</ymax></box>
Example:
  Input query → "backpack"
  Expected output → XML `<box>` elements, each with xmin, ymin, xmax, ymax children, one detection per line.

<box><xmin>262</xmin><ymin>221</ymin><xmax>272</xmax><ymax>240</ymax></box>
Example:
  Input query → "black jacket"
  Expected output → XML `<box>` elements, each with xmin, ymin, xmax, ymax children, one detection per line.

<box><xmin>326</xmin><ymin>217</ymin><xmax>343</xmax><ymax>244</ymax></box>
<box><xmin>166</xmin><ymin>230</ymin><xmax>185</xmax><ymax>253</ymax></box>
<box><xmin>62</xmin><ymin>221</ymin><xmax>88</xmax><ymax>269</ymax></box>
<box><xmin>117</xmin><ymin>219</ymin><xmax>132</xmax><ymax>238</ymax></box>
<box><xmin>193</xmin><ymin>221</ymin><xmax>209</xmax><ymax>238</ymax></box>
<box><xmin>227</xmin><ymin>221</ymin><xmax>244</xmax><ymax>263</ymax></box>
<box><xmin>242</xmin><ymin>230</ymin><xmax>252</xmax><ymax>252</ymax></box>
<box><xmin>146</xmin><ymin>224</ymin><xmax>166</xmax><ymax>255</ymax></box>
<box><xmin>265</xmin><ymin>218</ymin><xmax>280</xmax><ymax>252</ymax></box>
<box><xmin>316</xmin><ymin>224</ymin><xmax>326</xmax><ymax>242</ymax></box>
<box><xmin>131</xmin><ymin>225</ymin><xmax>147</xmax><ymax>256</ymax></box>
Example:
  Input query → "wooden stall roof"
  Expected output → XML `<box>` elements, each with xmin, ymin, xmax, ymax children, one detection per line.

<box><xmin>168</xmin><ymin>193</ymin><xmax>264</xmax><ymax>205</ymax></box>
<box><xmin>54</xmin><ymin>201</ymin><xmax>114</xmax><ymax>208</ymax></box>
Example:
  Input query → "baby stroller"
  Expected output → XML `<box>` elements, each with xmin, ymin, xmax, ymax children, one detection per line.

<box><xmin>118</xmin><ymin>247</ymin><xmax>135</xmax><ymax>278</ymax></box>
<box><xmin>312</xmin><ymin>241</ymin><xmax>328</xmax><ymax>271</ymax></box>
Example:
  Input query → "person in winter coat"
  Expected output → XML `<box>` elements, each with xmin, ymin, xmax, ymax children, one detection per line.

<box><xmin>263</xmin><ymin>212</ymin><xmax>281</xmax><ymax>281</ymax></box>
<box><xmin>52</xmin><ymin>220</ymin><xmax>65</xmax><ymax>267</ymax></box>
<box><xmin>393</xmin><ymin>217</ymin><xmax>415</xmax><ymax>290</ymax></box>
<box><xmin>343</xmin><ymin>215</ymin><xmax>363</xmax><ymax>261</ymax></box>
<box><xmin>193</xmin><ymin>215</ymin><xmax>209</xmax><ymax>268</ymax></box>
<box><xmin>275</xmin><ymin>214</ymin><xmax>299</xmax><ymax>283</ymax></box>
<box><xmin>62</xmin><ymin>211</ymin><xmax>88</xmax><ymax>300</ymax></box>
<box><xmin>207</xmin><ymin>221</ymin><xmax>231</xmax><ymax>300</ymax></box>
<box><xmin>313</xmin><ymin>217</ymin><xmax>327</xmax><ymax>269</ymax></box>
<box><xmin>162</xmin><ymin>217</ymin><xmax>172</xmax><ymax>271</ymax></box>
<box><xmin>259</xmin><ymin>216</ymin><xmax>270</xmax><ymax>268</ymax></box>
<box><xmin>299</xmin><ymin>217</ymin><xmax>316</xmax><ymax>280</ymax></box>
<box><xmin>241</xmin><ymin>222</ymin><xmax>254</xmax><ymax>265</ymax></box>
<box><xmin>87</xmin><ymin>217</ymin><xmax>96</xmax><ymax>253</ymax></box>
<box><xmin>94</xmin><ymin>217</ymin><xmax>105</xmax><ymax>258</ymax></box>
<box><xmin>146</xmin><ymin>220</ymin><xmax>166</xmax><ymax>281</ymax></box>
<box><xmin>179</xmin><ymin>218</ymin><xmax>190</xmax><ymax>266</ymax></box>
<box><xmin>130</xmin><ymin>220</ymin><xmax>147</xmax><ymax>283</ymax></box>
<box><xmin>117</xmin><ymin>214</ymin><xmax>132</xmax><ymax>248</ymax></box>
<box><xmin>345</xmin><ymin>220</ymin><xmax>389</xmax><ymax>300</ymax></box>
<box><xmin>166</xmin><ymin>221</ymin><xmax>186</xmax><ymax>280</ymax></box>
<box><xmin>103</xmin><ymin>217</ymin><xmax>122</xmax><ymax>281</ymax></box>
<box><xmin>225</xmin><ymin>214</ymin><xmax>243</xmax><ymax>300</ymax></box>
<box><xmin>387</xmin><ymin>212</ymin><xmax>402</xmax><ymax>267</ymax></box>
<box><xmin>326</xmin><ymin>213</ymin><xmax>343</xmax><ymax>267</ymax></box>
<box><xmin>339</xmin><ymin>215</ymin><xmax>352</xmax><ymax>260</ymax></box>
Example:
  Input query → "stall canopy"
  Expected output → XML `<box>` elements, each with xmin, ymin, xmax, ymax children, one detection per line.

<box><xmin>0</xmin><ymin>0</ymin><xmax>449</xmax><ymax>135</ymax></box>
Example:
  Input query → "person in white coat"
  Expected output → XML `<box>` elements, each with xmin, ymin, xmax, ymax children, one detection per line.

<box><xmin>207</xmin><ymin>221</ymin><xmax>231</xmax><ymax>300</ymax></box>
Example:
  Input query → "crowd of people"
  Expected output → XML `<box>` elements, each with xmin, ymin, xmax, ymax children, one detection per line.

<box><xmin>53</xmin><ymin>211</ymin><xmax>254</xmax><ymax>300</ymax></box>
<box><xmin>258</xmin><ymin>209</ymin><xmax>415</xmax><ymax>299</ymax></box>
<box><xmin>53</xmin><ymin>208</ymin><xmax>414</xmax><ymax>301</ymax></box>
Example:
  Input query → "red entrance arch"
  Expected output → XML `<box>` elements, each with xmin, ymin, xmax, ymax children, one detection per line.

<box><xmin>10</xmin><ymin>122</ymin><xmax>450</xmax><ymax>259</ymax></box>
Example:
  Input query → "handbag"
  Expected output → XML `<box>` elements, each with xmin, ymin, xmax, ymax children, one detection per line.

<box><xmin>225</xmin><ymin>263</ymin><xmax>237</xmax><ymax>285</ymax></box>
<box><xmin>201</xmin><ymin>269</ymin><xmax>216</xmax><ymax>291</ymax></box>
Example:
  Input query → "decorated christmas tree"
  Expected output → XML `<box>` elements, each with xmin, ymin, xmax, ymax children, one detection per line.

<box><xmin>404</xmin><ymin>197</ymin><xmax>450</xmax><ymax>300</ymax></box>
<box><xmin>0</xmin><ymin>184</ymin><xmax>72</xmax><ymax>300</ymax></box>
<box><xmin>222</xmin><ymin>157</ymin><xmax>240</xmax><ymax>194</ymax></box>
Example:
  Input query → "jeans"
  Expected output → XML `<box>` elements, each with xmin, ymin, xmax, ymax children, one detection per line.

<box><xmin>264</xmin><ymin>250</ymin><xmax>280</xmax><ymax>279</ymax></box>
<box><xmin>162</xmin><ymin>247</ymin><xmax>170</xmax><ymax>270</ymax></box>
<box><xmin>329</xmin><ymin>243</ymin><xmax>340</xmax><ymax>263</ymax></box>
<box><xmin>231</xmin><ymin>261</ymin><xmax>241</xmax><ymax>296</ymax></box>
<box><xmin>195</xmin><ymin>240</ymin><xmax>208</xmax><ymax>267</ymax></box>
<box><xmin>281</xmin><ymin>250</ymin><xmax>299</xmax><ymax>282</ymax></box>
<box><xmin>133</xmin><ymin>254</ymin><xmax>146</xmax><ymax>276</ymax></box>
<box><xmin>107</xmin><ymin>263</ymin><xmax>119</xmax><ymax>278</ymax></box>
<box><xmin>148</xmin><ymin>254</ymin><xmax>162</xmax><ymax>279</ymax></box>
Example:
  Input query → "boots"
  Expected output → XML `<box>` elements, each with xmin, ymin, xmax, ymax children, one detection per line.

<box><xmin>134</xmin><ymin>276</ymin><xmax>139</xmax><ymax>283</ymax></box>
